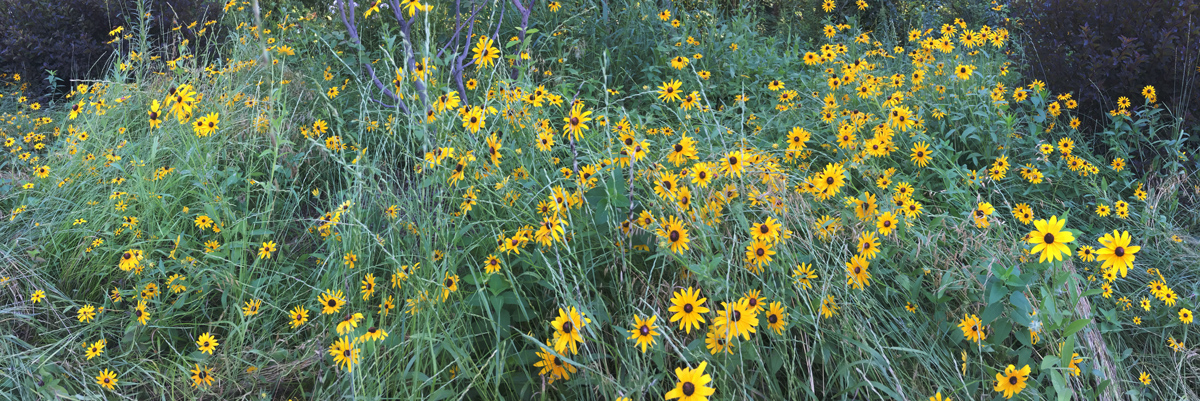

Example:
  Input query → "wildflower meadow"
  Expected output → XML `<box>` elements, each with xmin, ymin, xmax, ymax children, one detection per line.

<box><xmin>1</xmin><ymin>0</ymin><xmax>1198</xmax><ymax>399</ymax></box>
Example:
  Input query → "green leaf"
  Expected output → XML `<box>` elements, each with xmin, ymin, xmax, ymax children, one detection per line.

<box><xmin>1062</xmin><ymin>318</ymin><xmax>1090</xmax><ymax>337</ymax></box>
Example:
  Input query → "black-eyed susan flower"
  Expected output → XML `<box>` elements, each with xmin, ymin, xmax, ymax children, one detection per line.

<box><xmin>471</xmin><ymin>35</ymin><xmax>500</xmax><ymax>69</ymax></box>
<box><xmin>845</xmin><ymin>255</ymin><xmax>871</xmax><ymax>290</ymax></box>
<box><xmin>1181</xmin><ymin>308</ymin><xmax>1193</xmax><ymax>324</ymax></box>
<box><xmin>704</xmin><ymin>327</ymin><xmax>734</xmax><ymax>355</ymax></box>
<box><xmin>665</xmin><ymin>361</ymin><xmax>715</xmax><ymax>401</ymax></box>
<box><xmin>1027</xmin><ymin>215</ymin><xmax>1074</xmax><ymax>263</ymax></box>
<box><xmin>484</xmin><ymin>254</ymin><xmax>502</xmax><ymax>274</ymax></box>
<box><xmin>361</xmin><ymin>273</ymin><xmax>376</xmax><ymax>300</ymax></box>
<box><xmin>657</xmin><ymin>215</ymin><xmax>690</xmax><ymax>254</ymax></box>
<box><xmin>958</xmin><ymin>314</ymin><xmax>985</xmax><ymax>343</ymax></box>
<box><xmin>258</xmin><ymin>241</ymin><xmax>276</xmax><ymax>259</ymax></box>
<box><xmin>337</xmin><ymin>313</ymin><xmax>363</xmax><ymax>335</ymax></box>
<box><xmin>821</xmin><ymin>294</ymin><xmax>839</xmax><ymax>318</ymax></box>
<box><xmin>78</xmin><ymin>304</ymin><xmax>97</xmax><ymax>323</ymax></box>
<box><xmin>533</xmin><ymin>340</ymin><xmax>575</xmax><ymax>383</ymax></box>
<box><xmin>857</xmin><ymin>231</ymin><xmax>880</xmax><ymax>259</ymax></box>
<box><xmin>329</xmin><ymin>336</ymin><xmax>359</xmax><ymax>372</ymax></box>
<box><xmin>319</xmin><ymin>289</ymin><xmax>346</xmax><ymax>315</ymax></box>
<box><xmin>134</xmin><ymin>300</ymin><xmax>150</xmax><ymax>325</ymax></box>
<box><xmin>741</xmin><ymin>289</ymin><xmax>766</xmax><ymax>315</ymax></box>
<box><xmin>1077</xmin><ymin>245</ymin><xmax>1096</xmax><ymax>262</ymax></box>
<box><xmin>1094</xmin><ymin>230</ymin><xmax>1140</xmax><ymax>278</ymax></box>
<box><xmin>657</xmin><ymin>80</ymin><xmax>683</xmax><ymax>103</ymax></box>
<box><xmin>626</xmin><ymin>315</ymin><xmax>659</xmax><ymax>353</ymax></box>
<box><xmin>910</xmin><ymin>141</ymin><xmax>932</xmax><ymax>167</ymax></box>
<box><xmin>561</xmin><ymin>102</ymin><xmax>592</xmax><ymax>141</ymax></box>
<box><xmin>764</xmin><ymin>301</ymin><xmax>787</xmax><ymax>334</ymax></box>
<box><xmin>84</xmin><ymin>339</ymin><xmax>106</xmax><ymax>360</ymax></box>
<box><xmin>1139</xmin><ymin>371</ymin><xmax>1151</xmax><ymax>385</ymax></box>
<box><xmin>993</xmin><ymin>364</ymin><xmax>1030</xmax><ymax>399</ymax></box>
<box><xmin>190</xmin><ymin>364</ymin><xmax>214</xmax><ymax>388</ymax></box>
<box><xmin>744</xmin><ymin>240</ymin><xmax>774</xmax><ymax>273</ymax></box>
<box><xmin>551</xmin><ymin>306</ymin><xmax>590</xmax><ymax>354</ymax></box>
<box><xmin>792</xmin><ymin>263</ymin><xmax>817</xmax><ymax>290</ymax></box>
<box><xmin>242</xmin><ymin>299</ymin><xmax>261</xmax><ymax>316</ymax></box>
<box><xmin>196</xmin><ymin>332</ymin><xmax>219</xmax><ymax>354</ymax></box>
<box><xmin>712</xmin><ymin>299</ymin><xmax>757</xmax><ymax>341</ymax></box>
<box><xmin>668</xmin><ymin>287</ymin><xmax>709</xmax><ymax>333</ymax></box>
<box><xmin>96</xmin><ymin>368</ymin><xmax>118</xmax><ymax>390</ymax></box>
<box><xmin>289</xmin><ymin>305</ymin><xmax>309</xmax><ymax>328</ymax></box>
<box><xmin>441</xmin><ymin>272</ymin><xmax>459</xmax><ymax>301</ymax></box>
<box><xmin>359</xmin><ymin>326</ymin><xmax>388</xmax><ymax>343</ymax></box>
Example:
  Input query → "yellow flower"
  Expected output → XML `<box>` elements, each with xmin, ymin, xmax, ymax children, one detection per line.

<box><xmin>993</xmin><ymin>364</ymin><xmax>1030</xmax><ymax>399</ymax></box>
<box><xmin>665</xmin><ymin>361</ymin><xmax>716</xmax><ymax>401</ymax></box>
<box><xmin>958</xmin><ymin>313</ymin><xmax>986</xmax><ymax>343</ymax></box>
<box><xmin>1027</xmin><ymin>216</ymin><xmax>1075</xmax><ymax>263</ymax></box>
<box><xmin>258</xmin><ymin>241</ymin><xmax>276</xmax><ymax>259</ymax></box>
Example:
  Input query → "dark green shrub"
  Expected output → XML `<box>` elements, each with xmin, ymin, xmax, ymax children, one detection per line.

<box><xmin>1012</xmin><ymin>0</ymin><xmax>1200</xmax><ymax>129</ymax></box>
<box><xmin>0</xmin><ymin>0</ymin><xmax>115</xmax><ymax>96</ymax></box>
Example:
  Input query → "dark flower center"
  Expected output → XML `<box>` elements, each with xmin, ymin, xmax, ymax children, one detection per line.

<box><xmin>640</xmin><ymin>326</ymin><xmax>650</xmax><ymax>336</ymax></box>
<box><xmin>343</xmin><ymin>349</ymin><xmax>351</xmax><ymax>357</ymax></box>
<box><xmin>883</xmin><ymin>221</ymin><xmax>891</xmax><ymax>227</ymax></box>
<box><xmin>683</xmin><ymin>382</ymin><xmax>695</xmax><ymax>396</ymax></box>
<box><xmin>826</xmin><ymin>177</ymin><xmax>835</xmax><ymax>185</ymax></box>
<box><xmin>1114</xmin><ymin>247</ymin><xmax>1125</xmax><ymax>257</ymax></box>
<box><xmin>731</xmin><ymin>310</ymin><xmax>741</xmax><ymax>322</ymax></box>
<box><xmin>1009</xmin><ymin>376</ymin><xmax>1018</xmax><ymax>385</ymax></box>
<box><xmin>769</xmin><ymin>314</ymin><xmax>778</xmax><ymax>324</ymax></box>
<box><xmin>444</xmin><ymin>278</ymin><xmax>454</xmax><ymax>287</ymax></box>
<box><xmin>328</xmin><ymin>299</ymin><xmax>337</xmax><ymax>307</ymax></box>
<box><xmin>670</xmin><ymin>231</ymin><xmax>680</xmax><ymax>242</ymax></box>
<box><xmin>684</xmin><ymin>303</ymin><xmax>694</xmax><ymax>313</ymax></box>
<box><xmin>562</xmin><ymin>321</ymin><xmax>574</xmax><ymax>334</ymax></box>
<box><xmin>1043</xmin><ymin>233</ymin><xmax>1055</xmax><ymax>244</ymax></box>
<box><xmin>729</xmin><ymin>156</ymin><xmax>738</xmax><ymax>165</ymax></box>
<box><xmin>674</xmin><ymin>144</ymin><xmax>684</xmax><ymax>152</ymax></box>
<box><xmin>756</xmin><ymin>248</ymin><xmax>765</xmax><ymax>257</ymax></box>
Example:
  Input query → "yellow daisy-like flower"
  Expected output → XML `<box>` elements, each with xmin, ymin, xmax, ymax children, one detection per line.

<box><xmin>1094</xmin><ymin>230</ymin><xmax>1140</xmax><ymax>278</ymax></box>
<box><xmin>551</xmin><ymin>306</ymin><xmax>590</xmax><ymax>355</ymax></box>
<box><xmin>657</xmin><ymin>215</ymin><xmax>691</xmax><ymax>254</ymax></box>
<box><xmin>96</xmin><ymin>368</ymin><xmax>118</xmax><ymax>390</ymax></box>
<box><xmin>958</xmin><ymin>313</ymin><xmax>986</xmax><ymax>343</ymax></box>
<box><xmin>626</xmin><ymin>315</ymin><xmax>659</xmax><ymax>353</ymax></box>
<box><xmin>242</xmin><ymin>299</ymin><xmax>262</xmax><ymax>316</ymax></box>
<box><xmin>664</xmin><ymin>361</ymin><xmax>716</xmax><ymax>401</ymax></box>
<box><xmin>712</xmin><ymin>299</ymin><xmax>758</xmax><ymax>341</ymax></box>
<box><xmin>329</xmin><ymin>336</ymin><xmax>360</xmax><ymax>372</ymax></box>
<box><xmin>318</xmin><ymin>289</ymin><xmax>346</xmax><ymax>315</ymax></box>
<box><xmin>190</xmin><ymin>364</ymin><xmax>215</xmax><ymax>388</ymax></box>
<box><xmin>1027</xmin><ymin>215</ymin><xmax>1075</xmax><ymax>263</ymax></box>
<box><xmin>993</xmin><ymin>364</ymin><xmax>1031</xmax><ymax>399</ymax></box>
<box><xmin>196</xmin><ymin>332</ymin><xmax>219</xmax><ymax>354</ymax></box>
<box><xmin>668</xmin><ymin>287</ymin><xmax>710</xmax><ymax>333</ymax></box>
<box><xmin>258</xmin><ymin>241</ymin><xmax>276</xmax><ymax>259</ymax></box>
